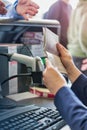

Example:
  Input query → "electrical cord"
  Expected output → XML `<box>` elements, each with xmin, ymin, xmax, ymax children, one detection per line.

<box><xmin>0</xmin><ymin>52</ymin><xmax>43</xmax><ymax>109</ymax></box>
<box><xmin>0</xmin><ymin>53</ymin><xmax>12</xmax><ymax>60</ymax></box>
<box><xmin>0</xmin><ymin>71</ymin><xmax>43</xmax><ymax>109</ymax></box>
<box><xmin>1</xmin><ymin>73</ymin><xmax>32</xmax><ymax>86</ymax></box>
<box><xmin>0</xmin><ymin>73</ymin><xmax>32</xmax><ymax>109</ymax></box>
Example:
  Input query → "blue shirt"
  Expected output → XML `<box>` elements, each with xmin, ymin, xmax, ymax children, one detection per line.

<box><xmin>54</xmin><ymin>74</ymin><xmax>87</xmax><ymax>130</ymax></box>
<box><xmin>0</xmin><ymin>0</ymin><xmax>23</xmax><ymax>19</ymax></box>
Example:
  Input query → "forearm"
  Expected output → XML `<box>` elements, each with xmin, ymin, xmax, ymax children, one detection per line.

<box><xmin>56</xmin><ymin>43</ymin><xmax>82</xmax><ymax>83</ymax></box>
<box><xmin>6</xmin><ymin>0</ymin><xmax>23</xmax><ymax>19</ymax></box>
<box><xmin>66</xmin><ymin>62</ymin><xmax>82</xmax><ymax>84</ymax></box>
<box><xmin>71</xmin><ymin>74</ymin><xmax>87</xmax><ymax>106</ymax></box>
<box><xmin>6</xmin><ymin>4</ymin><xmax>23</xmax><ymax>19</ymax></box>
<box><xmin>54</xmin><ymin>87</ymin><xmax>87</xmax><ymax>130</ymax></box>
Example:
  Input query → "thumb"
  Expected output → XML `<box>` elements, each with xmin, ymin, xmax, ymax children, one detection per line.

<box><xmin>56</xmin><ymin>43</ymin><xmax>67</xmax><ymax>56</ymax></box>
<box><xmin>45</xmin><ymin>58</ymin><xmax>53</xmax><ymax>68</ymax></box>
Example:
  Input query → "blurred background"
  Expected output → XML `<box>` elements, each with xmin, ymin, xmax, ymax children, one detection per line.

<box><xmin>10</xmin><ymin>0</ymin><xmax>79</xmax><ymax>18</ymax></box>
<box><xmin>33</xmin><ymin>0</ymin><xmax>79</xmax><ymax>18</ymax></box>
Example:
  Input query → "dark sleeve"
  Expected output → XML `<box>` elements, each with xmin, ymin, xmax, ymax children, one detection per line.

<box><xmin>54</xmin><ymin>87</ymin><xmax>87</xmax><ymax>130</ymax></box>
<box><xmin>5</xmin><ymin>0</ymin><xmax>24</xmax><ymax>19</ymax></box>
<box><xmin>71</xmin><ymin>74</ymin><xmax>87</xmax><ymax>106</ymax></box>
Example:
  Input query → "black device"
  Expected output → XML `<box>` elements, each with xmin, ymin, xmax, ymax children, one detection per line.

<box><xmin>0</xmin><ymin>104</ymin><xmax>66</xmax><ymax>130</ymax></box>
<box><xmin>0</xmin><ymin>44</ymin><xmax>31</xmax><ymax>96</ymax></box>
<box><xmin>0</xmin><ymin>52</ymin><xmax>45</xmax><ymax>109</ymax></box>
<box><xmin>0</xmin><ymin>19</ymin><xmax>67</xmax><ymax>130</ymax></box>
<box><xmin>0</xmin><ymin>19</ymin><xmax>59</xmax><ymax>95</ymax></box>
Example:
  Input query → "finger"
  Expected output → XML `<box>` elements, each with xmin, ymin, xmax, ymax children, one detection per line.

<box><xmin>0</xmin><ymin>8</ymin><xmax>7</xmax><ymax>14</ymax></box>
<box><xmin>0</xmin><ymin>1</ymin><xmax>5</xmax><ymax>7</ymax></box>
<box><xmin>45</xmin><ymin>59</ymin><xmax>53</xmax><ymax>68</ymax></box>
<box><xmin>27</xmin><ymin>5</ymin><xmax>39</xmax><ymax>12</ymax></box>
<box><xmin>22</xmin><ymin>13</ymin><xmax>32</xmax><ymax>20</ymax></box>
<box><xmin>82</xmin><ymin>59</ymin><xmax>87</xmax><ymax>64</ymax></box>
<box><xmin>29</xmin><ymin>1</ymin><xmax>40</xmax><ymax>9</ymax></box>
<box><xmin>56</xmin><ymin>43</ymin><xmax>68</xmax><ymax>56</ymax></box>
<box><xmin>81</xmin><ymin>64</ymin><xmax>87</xmax><ymax>71</ymax></box>
<box><xmin>26</xmin><ymin>9</ymin><xmax>38</xmax><ymax>15</ymax></box>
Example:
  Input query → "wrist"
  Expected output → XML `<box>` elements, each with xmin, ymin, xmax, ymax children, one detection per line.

<box><xmin>15</xmin><ymin>5</ymin><xmax>19</xmax><ymax>15</ymax></box>
<box><xmin>67</xmin><ymin>65</ymin><xmax>82</xmax><ymax>83</ymax></box>
<box><xmin>51</xmin><ymin>81</ymin><xmax>67</xmax><ymax>95</ymax></box>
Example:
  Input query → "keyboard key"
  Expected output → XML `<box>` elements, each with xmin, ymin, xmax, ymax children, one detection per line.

<box><xmin>0</xmin><ymin>105</ymin><xmax>66</xmax><ymax>130</ymax></box>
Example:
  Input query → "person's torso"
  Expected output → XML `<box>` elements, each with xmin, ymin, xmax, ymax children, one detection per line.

<box><xmin>68</xmin><ymin>2</ymin><xmax>87</xmax><ymax>57</ymax></box>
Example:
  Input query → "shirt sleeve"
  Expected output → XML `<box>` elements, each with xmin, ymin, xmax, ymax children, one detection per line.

<box><xmin>3</xmin><ymin>0</ymin><xmax>23</xmax><ymax>19</ymax></box>
<box><xmin>54</xmin><ymin>86</ymin><xmax>87</xmax><ymax>130</ymax></box>
<box><xmin>71</xmin><ymin>74</ymin><xmax>87</xmax><ymax>106</ymax></box>
<box><xmin>6</xmin><ymin>5</ymin><xmax>23</xmax><ymax>19</ymax></box>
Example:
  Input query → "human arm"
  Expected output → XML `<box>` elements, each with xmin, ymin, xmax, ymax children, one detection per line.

<box><xmin>0</xmin><ymin>1</ymin><xmax>7</xmax><ymax>15</ymax></box>
<box><xmin>43</xmin><ymin>58</ymin><xmax>67</xmax><ymax>95</ymax></box>
<box><xmin>71</xmin><ymin>74</ymin><xmax>87</xmax><ymax>106</ymax></box>
<box><xmin>43</xmin><ymin>58</ymin><xmax>87</xmax><ymax>130</ymax></box>
<box><xmin>81</xmin><ymin>58</ymin><xmax>87</xmax><ymax>71</ymax></box>
<box><xmin>15</xmin><ymin>0</ymin><xmax>39</xmax><ymax>20</ymax></box>
<box><xmin>56</xmin><ymin>43</ymin><xmax>87</xmax><ymax>105</ymax></box>
<box><xmin>54</xmin><ymin>86</ymin><xmax>87</xmax><ymax>130</ymax></box>
<box><xmin>56</xmin><ymin>43</ymin><xmax>82</xmax><ymax>84</ymax></box>
<box><xmin>6</xmin><ymin>0</ymin><xmax>39</xmax><ymax>20</ymax></box>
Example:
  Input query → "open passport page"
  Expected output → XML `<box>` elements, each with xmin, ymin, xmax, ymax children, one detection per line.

<box><xmin>0</xmin><ymin>18</ymin><xmax>67</xmax><ymax>74</ymax></box>
<box><xmin>15</xmin><ymin>19</ymin><xmax>67</xmax><ymax>75</ymax></box>
<box><xmin>43</xmin><ymin>28</ymin><xmax>67</xmax><ymax>74</ymax></box>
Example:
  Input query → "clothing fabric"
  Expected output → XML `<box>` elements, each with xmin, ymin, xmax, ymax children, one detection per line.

<box><xmin>72</xmin><ymin>56</ymin><xmax>87</xmax><ymax>76</ymax></box>
<box><xmin>54</xmin><ymin>74</ymin><xmax>87</xmax><ymax>130</ymax></box>
<box><xmin>44</xmin><ymin>0</ymin><xmax>72</xmax><ymax>48</ymax></box>
<box><xmin>68</xmin><ymin>1</ymin><xmax>87</xmax><ymax>57</ymax></box>
<box><xmin>0</xmin><ymin>0</ymin><xmax>23</xmax><ymax>19</ymax></box>
<box><xmin>67</xmin><ymin>1</ymin><xmax>87</xmax><ymax>74</ymax></box>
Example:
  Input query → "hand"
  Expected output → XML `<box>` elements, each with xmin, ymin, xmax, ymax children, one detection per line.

<box><xmin>56</xmin><ymin>43</ymin><xmax>82</xmax><ymax>83</ymax></box>
<box><xmin>16</xmin><ymin>0</ymin><xmax>39</xmax><ymax>20</ymax></box>
<box><xmin>0</xmin><ymin>1</ymin><xmax>7</xmax><ymax>14</ymax></box>
<box><xmin>43</xmin><ymin>59</ymin><xmax>67</xmax><ymax>95</ymax></box>
<box><xmin>56</xmin><ymin>43</ymin><xmax>74</xmax><ymax>70</ymax></box>
<box><xmin>81</xmin><ymin>59</ymin><xmax>87</xmax><ymax>71</ymax></box>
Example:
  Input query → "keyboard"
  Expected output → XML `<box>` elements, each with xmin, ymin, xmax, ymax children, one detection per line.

<box><xmin>0</xmin><ymin>104</ymin><xmax>66</xmax><ymax>130</ymax></box>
